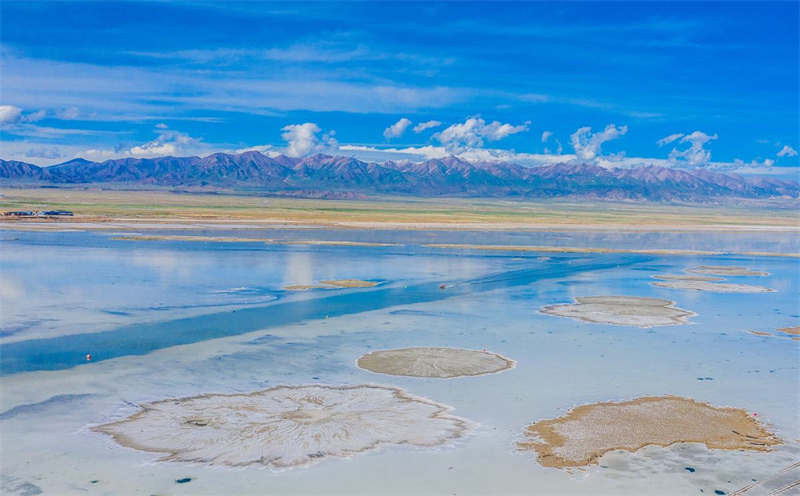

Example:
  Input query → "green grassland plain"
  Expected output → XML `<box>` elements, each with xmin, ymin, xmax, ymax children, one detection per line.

<box><xmin>1</xmin><ymin>187</ymin><xmax>798</xmax><ymax>231</ymax></box>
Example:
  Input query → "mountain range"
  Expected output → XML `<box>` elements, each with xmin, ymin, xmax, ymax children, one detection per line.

<box><xmin>1</xmin><ymin>152</ymin><xmax>798</xmax><ymax>202</ymax></box>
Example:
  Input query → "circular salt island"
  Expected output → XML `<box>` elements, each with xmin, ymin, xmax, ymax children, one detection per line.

<box><xmin>540</xmin><ymin>296</ymin><xmax>695</xmax><ymax>328</ymax></box>
<box><xmin>357</xmin><ymin>347</ymin><xmax>516</xmax><ymax>379</ymax></box>
<box><xmin>94</xmin><ymin>385</ymin><xmax>472</xmax><ymax>470</ymax></box>
<box><xmin>517</xmin><ymin>396</ymin><xmax>781</xmax><ymax>469</ymax></box>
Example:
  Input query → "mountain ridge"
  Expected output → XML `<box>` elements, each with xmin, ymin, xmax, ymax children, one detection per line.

<box><xmin>1</xmin><ymin>151</ymin><xmax>798</xmax><ymax>202</ymax></box>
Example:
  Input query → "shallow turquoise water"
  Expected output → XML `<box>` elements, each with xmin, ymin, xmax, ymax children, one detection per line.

<box><xmin>0</xmin><ymin>229</ymin><xmax>798</xmax><ymax>495</ymax></box>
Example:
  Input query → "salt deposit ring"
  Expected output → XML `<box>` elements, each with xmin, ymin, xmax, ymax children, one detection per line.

<box><xmin>94</xmin><ymin>384</ymin><xmax>473</xmax><ymax>470</ymax></box>
<box><xmin>357</xmin><ymin>347</ymin><xmax>516</xmax><ymax>378</ymax></box>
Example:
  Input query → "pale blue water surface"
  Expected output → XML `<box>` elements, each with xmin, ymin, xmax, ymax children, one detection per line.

<box><xmin>1</xmin><ymin>228</ymin><xmax>798</xmax><ymax>495</ymax></box>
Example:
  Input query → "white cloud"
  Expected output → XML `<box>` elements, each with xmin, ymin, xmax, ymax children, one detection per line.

<box><xmin>412</xmin><ymin>120</ymin><xmax>442</xmax><ymax>133</ymax></box>
<box><xmin>667</xmin><ymin>130</ymin><xmax>717</xmax><ymax>168</ymax></box>
<box><xmin>131</xmin><ymin>42</ymin><xmax>453</xmax><ymax>67</ymax></box>
<box><xmin>58</xmin><ymin>106</ymin><xmax>81</xmax><ymax>120</ymax></box>
<box><xmin>235</xmin><ymin>144</ymin><xmax>274</xmax><ymax>154</ymax></box>
<box><xmin>0</xmin><ymin>53</ymin><xmax>465</xmax><ymax>120</ymax></box>
<box><xmin>777</xmin><ymin>145</ymin><xmax>797</xmax><ymax>158</ymax></box>
<box><xmin>543</xmin><ymin>139</ymin><xmax>563</xmax><ymax>155</ymax></box>
<box><xmin>0</xmin><ymin>105</ymin><xmax>23</xmax><ymax>125</ymax></box>
<box><xmin>541</xmin><ymin>131</ymin><xmax>553</xmax><ymax>143</ymax></box>
<box><xmin>340</xmin><ymin>144</ymin><xmax>448</xmax><ymax>161</ymax></box>
<box><xmin>281</xmin><ymin>123</ymin><xmax>338</xmax><ymax>157</ymax></box>
<box><xmin>434</xmin><ymin>117</ymin><xmax>528</xmax><ymax>152</ymax></box>
<box><xmin>129</xmin><ymin>129</ymin><xmax>201</xmax><ymax>157</ymax></box>
<box><xmin>657</xmin><ymin>133</ymin><xmax>684</xmax><ymax>147</ymax></box>
<box><xmin>74</xmin><ymin>126</ymin><xmax>204</xmax><ymax>161</ymax></box>
<box><xmin>1</xmin><ymin>124</ymin><xmax>127</xmax><ymax>140</ymax></box>
<box><xmin>727</xmin><ymin>158</ymin><xmax>774</xmax><ymax>171</ymax></box>
<box><xmin>21</xmin><ymin>109</ymin><xmax>47</xmax><ymax>123</ymax></box>
<box><xmin>383</xmin><ymin>118</ymin><xmax>412</xmax><ymax>139</ymax></box>
<box><xmin>723</xmin><ymin>162</ymin><xmax>791</xmax><ymax>175</ymax></box>
<box><xmin>485</xmin><ymin>122</ymin><xmax>529</xmax><ymax>140</ymax></box>
<box><xmin>0</xmin><ymin>105</ymin><xmax>90</xmax><ymax>128</ymax></box>
<box><xmin>339</xmin><ymin>144</ymin><xmax>572</xmax><ymax>166</ymax></box>
<box><xmin>24</xmin><ymin>146</ymin><xmax>64</xmax><ymax>159</ymax></box>
<box><xmin>129</xmin><ymin>141</ymin><xmax>178</xmax><ymax>157</ymax></box>
<box><xmin>570</xmin><ymin>124</ymin><xmax>628</xmax><ymax>162</ymax></box>
<box><xmin>155</xmin><ymin>122</ymin><xmax>169</xmax><ymax>129</ymax></box>
<box><xmin>456</xmin><ymin>147</ymin><xmax>565</xmax><ymax>165</ymax></box>
<box><xmin>80</xmin><ymin>148</ymin><xmax>126</xmax><ymax>161</ymax></box>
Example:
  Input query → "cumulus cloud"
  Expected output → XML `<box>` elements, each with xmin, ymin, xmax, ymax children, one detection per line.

<box><xmin>777</xmin><ymin>145</ymin><xmax>797</xmax><ymax>158</ymax></box>
<box><xmin>541</xmin><ymin>131</ymin><xmax>553</xmax><ymax>143</ymax></box>
<box><xmin>281</xmin><ymin>122</ymin><xmax>338</xmax><ymax>157</ymax></box>
<box><xmin>667</xmin><ymin>131</ymin><xmax>717</xmax><ymax>168</ymax></box>
<box><xmin>729</xmin><ymin>158</ymin><xmax>774</xmax><ymax>170</ymax></box>
<box><xmin>129</xmin><ymin>141</ymin><xmax>178</xmax><ymax>157</ymax></box>
<box><xmin>80</xmin><ymin>149</ymin><xmax>123</xmax><ymax>161</ymax></box>
<box><xmin>58</xmin><ymin>106</ymin><xmax>81</xmax><ymax>120</ymax></box>
<box><xmin>130</xmin><ymin>128</ymin><xmax>201</xmax><ymax>157</ymax></box>
<box><xmin>1</xmin><ymin>105</ymin><xmax>92</xmax><ymax>128</ymax></box>
<box><xmin>24</xmin><ymin>146</ymin><xmax>63</xmax><ymax>159</ymax></box>
<box><xmin>383</xmin><ymin>118</ymin><xmax>412</xmax><ymax>139</ymax></box>
<box><xmin>434</xmin><ymin>117</ymin><xmax>528</xmax><ymax>152</ymax></box>
<box><xmin>155</xmin><ymin>122</ymin><xmax>169</xmax><ymax>129</ymax></box>
<box><xmin>339</xmin><ymin>144</ymin><xmax>571</xmax><ymax>166</ymax></box>
<box><xmin>570</xmin><ymin>124</ymin><xmax>628</xmax><ymax>162</ymax></box>
<box><xmin>78</xmin><ymin>126</ymin><xmax>204</xmax><ymax>160</ymax></box>
<box><xmin>412</xmin><ymin>120</ymin><xmax>442</xmax><ymax>133</ymax></box>
<box><xmin>657</xmin><ymin>133</ymin><xmax>684</xmax><ymax>147</ymax></box>
<box><xmin>21</xmin><ymin>109</ymin><xmax>47</xmax><ymax>123</ymax></box>
<box><xmin>0</xmin><ymin>105</ymin><xmax>23</xmax><ymax>125</ymax></box>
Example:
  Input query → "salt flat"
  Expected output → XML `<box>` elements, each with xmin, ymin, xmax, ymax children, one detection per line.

<box><xmin>1</xmin><ymin>225</ymin><xmax>798</xmax><ymax>495</ymax></box>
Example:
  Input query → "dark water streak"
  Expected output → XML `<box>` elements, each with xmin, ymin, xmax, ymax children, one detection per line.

<box><xmin>0</xmin><ymin>255</ymin><xmax>637</xmax><ymax>375</ymax></box>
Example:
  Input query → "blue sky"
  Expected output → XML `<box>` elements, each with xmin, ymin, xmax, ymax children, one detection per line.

<box><xmin>0</xmin><ymin>1</ymin><xmax>798</xmax><ymax>176</ymax></box>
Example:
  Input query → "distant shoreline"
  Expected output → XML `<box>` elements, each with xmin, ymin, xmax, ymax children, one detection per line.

<box><xmin>1</xmin><ymin>187</ymin><xmax>798</xmax><ymax>233</ymax></box>
<box><xmin>2</xmin><ymin>216</ymin><xmax>799</xmax><ymax>233</ymax></box>
<box><xmin>424</xmin><ymin>243</ymin><xmax>800</xmax><ymax>258</ymax></box>
<box><xmin>2</xmin><ymin>224</ymin><xmax>798</xmax><ymax>258</ymax></box>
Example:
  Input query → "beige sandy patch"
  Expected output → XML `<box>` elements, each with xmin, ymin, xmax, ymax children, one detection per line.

<box><xmin>517</xmin><ymin>396</ymin><xmax>781</xmax><ymax>468</ymax></box>
<box><xmin>111</xmin><ymin>235</ymin><xmax>397</xmax><ymax>247</ymax></box>
<box><xmin>540</xmin><ymin>296</ymin><xmax>695</xmax><ymax>328</ymax></box>
<box><xmin>687</xmin><ymin>265</ymin><xmax>770</xmax><ymax>277</ymax></box>
<box><xmin>653</xmin><ymin>274</ymin><xmax>724</xmax><ymax>282</ymax></box>
<box><xmin>777</xmin><ymin>326</ymin><xmax>800</xmax><ymax>336</ymax></box>
<box><xmin>357</xmin><ymin>347</ymin><xmax>516</xmax><ymax>378</ymax></box>
<box><xmin>320</xmin><ymin>279</ymin><xmax>379</xmax><ymax>288</ymax></box>
<box><xmin>94</xmin><ymin>385</ymin><xmax>472</xmax><ymax>470</ymax></box>
<box><xmin>651</xmin><ymin>279</ymin><xmax>775</xmax><ymax>293</ymax></box>
<box><xmin>283</xmin><ymin>284</ymin><xmax>329</xmax><ymax>291</ymax></box>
